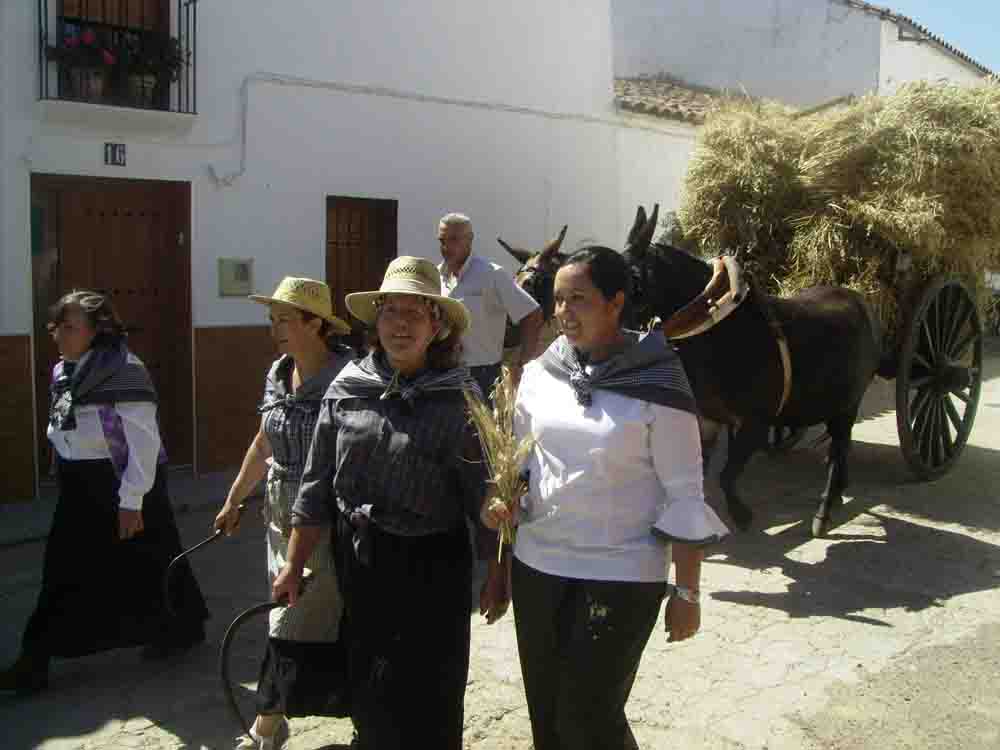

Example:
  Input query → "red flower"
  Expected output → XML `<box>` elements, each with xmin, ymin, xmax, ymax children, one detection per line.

<box><xmin>80</xmin><ymin>29</ymin><xmax>97</xmax><ymax>45</ymax></box>
<box><xmin>102</xmin><ymin>50</ymin><xmax>116</xmax><ymax>65</ymax></box>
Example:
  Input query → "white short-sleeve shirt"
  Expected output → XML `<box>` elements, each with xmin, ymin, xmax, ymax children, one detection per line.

<box><xmin>440</xmin><ymin>254</ymin><xmax>539</xmax><ymax>367</ymax></box>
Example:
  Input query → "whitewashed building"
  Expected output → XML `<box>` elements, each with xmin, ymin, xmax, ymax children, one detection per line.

<box><xmin>610</xmin><ymin>1</ymin><xmax>995</xmax><ymax>242</ymax></box>
<box><xmin>613</xmin><ymin>0</ymin><xmax>992</xmax><ymax>107</ymax></box>
<box><xmin>0</xmin><ymin>1</ymin><xmax>696</xmax><ymax>500</ymax></box>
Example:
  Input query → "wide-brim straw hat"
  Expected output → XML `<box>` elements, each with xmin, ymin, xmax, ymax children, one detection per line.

<box><xmin>248</xmin><ymin>277</ymin><xmax>352</xmax><ymax>336</ymax></box>
<box><xmin>345</xmin><ymin>256</ymin><xmax>470</xmax><ymax>336</ymax></box>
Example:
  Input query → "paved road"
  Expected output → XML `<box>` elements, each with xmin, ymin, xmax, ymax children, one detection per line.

<box><xmin>2</xmin><ymin>341</ymin><xmax>999</xmax><ymax>749</ymax></box>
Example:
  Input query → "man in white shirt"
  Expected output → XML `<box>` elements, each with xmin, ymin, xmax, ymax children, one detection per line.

<box><xmin>438</xmin><ymin>213</ymin><xmax>544</xmax><ymax>400</ymax></box>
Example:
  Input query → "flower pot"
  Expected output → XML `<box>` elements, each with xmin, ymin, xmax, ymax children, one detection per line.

<box><xmin>128</xmin><ymin>73</ymin><xmax>158</xmax><ymax>107</ymax></box>
<box><xmin>63</xmin><ymin>67</ymin><xmax>108</xmax><ymax>102</ymax></box>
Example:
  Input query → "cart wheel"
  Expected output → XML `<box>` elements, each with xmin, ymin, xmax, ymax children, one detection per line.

<box><xmin>896</xmin><ymin>277</ymin><xmax>983</xmax><ymax>479</ymax></box>
<box><xmin>768</xmin><ymin>425</ymin><xmax>805</xmax><ymax>454</ymax></box>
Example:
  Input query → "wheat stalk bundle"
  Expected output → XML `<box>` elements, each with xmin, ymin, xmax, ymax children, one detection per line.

<box><xmin>465</xmin><ymin>367</ymin><xmax>534</xmax><ymax>562</ymax></box>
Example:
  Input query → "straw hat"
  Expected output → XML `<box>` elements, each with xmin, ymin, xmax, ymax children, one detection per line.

<box><xmin>248</xmin><ymin>277</ymin><xmax>351</xmax><ymax>336</ymax></box>
<box><xmin>345</xmin><ymin>256</ymin><xmax>470</xmax><ymax>336</ymax></box>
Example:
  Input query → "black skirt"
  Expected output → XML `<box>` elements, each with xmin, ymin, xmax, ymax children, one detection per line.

<box><xmin>255</xmin><ymin>637</ymin><xmax>350</xmax><ymax>718</ymax></box>
<box><xmin>22</xmin><ymin>458</ymin><xmax>208</xmax><ymax>658</ymax></box>
<box><xmin>339</xmin><ymin>519</ymin><xmax>473</xmax><ymax>750</ymax></box>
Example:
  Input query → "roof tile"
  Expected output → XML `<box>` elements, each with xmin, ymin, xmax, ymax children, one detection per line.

<box><xmin>614</xmin><ymin>76</ymin><xmax>716</xmax><ymax>124</ymax></box>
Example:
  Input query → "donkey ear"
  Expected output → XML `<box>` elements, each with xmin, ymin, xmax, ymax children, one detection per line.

<box><xmin>635</xmin><ymin>203</ymin><xmax>659</xmax><ymax>250</ymax></box>
<box><xmin>626</xmin><ymin>205</ymin><xmax>648</xmax><ymax>247</ymax></box>
<box><xmin>497</xmin><ymin>236</ymin><xmax>533</xmax><ymax>264</ymax></box>
<box><xmin>541</xmin><ymin>225</ymin><xmax>568</xmax><ymax>259</ymax></box>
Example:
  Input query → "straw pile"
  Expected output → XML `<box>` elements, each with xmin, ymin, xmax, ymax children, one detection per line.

<box><xmin>678</xmin><ymin>80</ymin><xmax>1000</xmax><ymax>328</ymax></box>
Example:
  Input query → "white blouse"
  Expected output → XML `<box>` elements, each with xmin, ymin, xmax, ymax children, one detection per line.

<box><xmin>47</xmin><ymin>355</ymin><xmax>162</xmax><ymax>511</ymax></box>
<box><xmin>513</xmin><ymin>359</ymin><xmax>729</xmax><ymax>583</ymax></box>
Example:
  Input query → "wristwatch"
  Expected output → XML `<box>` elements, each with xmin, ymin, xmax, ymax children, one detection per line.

<box><xmin>670</xmin><ymin>584</ymin><xmax>701</xmax><ymax>604</ymax></box>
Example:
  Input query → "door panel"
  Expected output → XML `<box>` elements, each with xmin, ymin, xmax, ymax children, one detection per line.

<box><xmin>326</xmin><ymin>196</ymin><xmax>398</xmax><ymax>348</ymax></box>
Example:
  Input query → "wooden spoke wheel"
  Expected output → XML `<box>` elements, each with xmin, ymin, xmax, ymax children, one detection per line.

<box><xmin>896</xmin><ymin>277</ymin><xmax>983</xmax><ymax>479</ymax></box>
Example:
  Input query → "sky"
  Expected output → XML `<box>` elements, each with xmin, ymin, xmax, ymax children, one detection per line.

<box><xmin>882</xmin><ymin>2</ymin><xmax>1000</xmax><ymax>73</ymax></box>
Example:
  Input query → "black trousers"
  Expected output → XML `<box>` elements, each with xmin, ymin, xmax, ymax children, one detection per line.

<box><xmin>512</xmin><ymin>557</ymin><xmax>667</xmax><ymax>750</ymax></box>
<box><xmin>340</xmin><ymin>521</ymin><xmax>472</xmax><ymax>750</ymax></box>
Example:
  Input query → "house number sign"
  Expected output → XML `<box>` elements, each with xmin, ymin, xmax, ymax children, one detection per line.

<box><xmin>104</xmin><ymin>143</ymin><xmax>127</xmax><ymax>167</ymax></box>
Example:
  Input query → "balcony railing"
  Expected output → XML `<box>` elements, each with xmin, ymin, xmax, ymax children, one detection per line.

<box><xmin>38</xmin><ymin>0</ymin><xmax>197</xmax><ymax>114</ymax></box>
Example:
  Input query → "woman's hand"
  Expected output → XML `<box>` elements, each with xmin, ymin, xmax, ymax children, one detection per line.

<box><xmin>481</xmin><ymin>495</ymin><xmax>520</xmax><ymax>530</ymax></box>
<box><xmin>213</xmin><ymin>500</ymin><xmax>242</xmax><ymax>536</ymax></box>
<box><xmin>272</xmin><ymin>564</ymin><xmax>303</xmax><ymax>607</ymax></box>
<box><xmin>118</xmin><ymin>508</ymin><xmax>144</xmax><ymax>540</ymax></box>
<box><xmin>480</xmin><ymin>550</ymin><xmax>512</xmax><ymax>624</ymax></box>
<box><xmin>664</xmin><ymin>594</ymin><xmax>701</xmax><ymax>642</ymax></box>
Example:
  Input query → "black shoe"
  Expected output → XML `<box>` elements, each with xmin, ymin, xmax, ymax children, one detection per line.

<box><xmin>0</xmin><ymin>654</ymin><xmax>49</xmax><ymax>696</ymax></box>
<box><xmin>140</xmin><ymin>624</ymin><xmax>206</xmax><ymax>661</ymax></box>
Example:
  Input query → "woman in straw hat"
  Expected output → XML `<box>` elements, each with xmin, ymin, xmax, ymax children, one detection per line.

<box><xmin>213</xmin><ymin>277</ymin><xmax>354</xmax><ymax>750</ymax></box>
<box><xmin>273</xmin><ymin>256</ymin><xmax>508</xmax><ymax>750</ymax></box>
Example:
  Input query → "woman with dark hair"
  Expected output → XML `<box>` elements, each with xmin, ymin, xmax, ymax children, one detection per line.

<box><xmin>272</xmin><ymin>256</ymin><xmax>508</xmax><ymax>750</ymax></box>
<box><xmin>213</xmin><ymin>277</ymin><xmax>354</xmax><ymax>750</ymax></box>
<box><xmin>0</xmin><ymin>290</ymin><xmax>208</xmax><ymax>696</ymax></box>
<box><xmin>486</xmin><ymin>246</ymin><xmax>729</xmax><ymax>750</ymax></box>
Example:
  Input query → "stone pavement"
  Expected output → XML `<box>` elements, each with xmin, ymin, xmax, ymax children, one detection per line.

<box><xmin>2</xmin><ymin>340</ymin><xmax>999</xmax><ymax>749</ymax></box>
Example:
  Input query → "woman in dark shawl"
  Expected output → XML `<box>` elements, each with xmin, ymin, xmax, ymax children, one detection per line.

<box><xmin>272</xmin><ymin>256</ymin><xmax>508</xmax><ymax>750</ymax></box>
<box><xmin>0</xmin><ymin>291</ymin><xmax>208</xmax><ymax>696</ymax></box>
<box><xmin>213</xmin><ymin>277</ymin><xmax>354</xmax><ymax>750</ymax></box>
<box><xmin>485</xmin><ymin>247</ymin><xmax>729</xmax><ymax>750</ymax></box>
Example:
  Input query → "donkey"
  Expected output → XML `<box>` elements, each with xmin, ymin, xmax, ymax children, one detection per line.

<box><xmin>509</xmin><ymin>206</ymin><xmax>885</xmax><ymax>536</ymax></box>
<box><xmin>497</xmin><ymin>225</ymin><xmax>568</xmax><ymax>351</ymax></box>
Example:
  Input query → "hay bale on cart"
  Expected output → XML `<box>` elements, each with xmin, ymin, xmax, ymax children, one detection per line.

<box><xmin>677</xmin><ymin>80</ymin><xmax>1000</xmax><ymax>479</ymax></box>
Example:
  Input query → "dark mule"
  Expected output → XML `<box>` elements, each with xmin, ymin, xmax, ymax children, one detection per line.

<box><xmin>511</xmin><ymin>207</ymin><xmax>885</xmax><ymax>536</ymax></box>
<box><xmin>498</xmin><ymin>225</ymin><xmax>567</xmax><ymax>349</ymax></box>
<box><xmin>498</xmin><ymin>224</ymin><xmax>568</xmax><ymax>321</ymax></box>
<box><xmin>626</xmin><ymin>205</ymin><xmax>886</xmax><ymax>535</ymax></box>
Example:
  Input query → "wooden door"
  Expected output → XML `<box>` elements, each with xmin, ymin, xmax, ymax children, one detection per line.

<box><xmin>31</xmin><ymin>175</ymin><xmax>193</xmax><ymax>475</ymax></box>
<box><xmin>326</xmin><ymin>197</ymin><xmax>398</xmax><ymax>347</ymax></box>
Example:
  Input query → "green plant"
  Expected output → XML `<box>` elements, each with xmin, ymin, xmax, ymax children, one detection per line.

<box><xmin>125</xmin><ymin>32</ymin><xmax>188</xmax><ymax>83</ymax></box>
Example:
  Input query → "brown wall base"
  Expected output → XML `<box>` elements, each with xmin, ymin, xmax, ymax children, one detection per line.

<box><xmin>194</xmin><ymin>326</ymin><xmax>276</xmax><ymax>474</ymax></box>
<box><xmin>0</xmin><ymin>336</ymin><xmax>37</xmax><ymax>502</ymax></box>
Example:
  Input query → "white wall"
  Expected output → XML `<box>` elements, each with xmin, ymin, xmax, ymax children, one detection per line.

<box><xmin>197</xmin><ymin>80</ymin><xmax>625</xmax><ymax>325</ymax></box>
<box><xmin>2</xmin><ymin>1</ymin><xmax>644</xmax><ymax>332</ymax></box>
<box><xmin>612</xmin><ymin>0</ymin><xmax>882</xmax><ymax>107</ymax></box>
<box><xmin>878</xmin><ymin>19</ymin><xmax>986</xmax><ymax>95</ymax></box>
<box><xmin>615</xmin><ymin>115</ymin><xmax>697</xmax><ymax>240</ymax></box>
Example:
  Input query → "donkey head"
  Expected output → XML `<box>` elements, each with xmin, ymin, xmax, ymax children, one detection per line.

<box><xmin>498</xmin><ymin>225</ymin><xmax>568</xmax><ymax>320</ymax></box>
<box><xmin>622</xmin><ymin>204</ymin><xmax>714</xmax><ymax>328</ymax></box>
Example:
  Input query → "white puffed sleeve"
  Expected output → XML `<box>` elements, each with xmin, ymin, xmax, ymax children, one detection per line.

<box><xmin>649</xmin><ymin>403</ymin><xmax>729</xmax><ymax>545</ymax></box>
